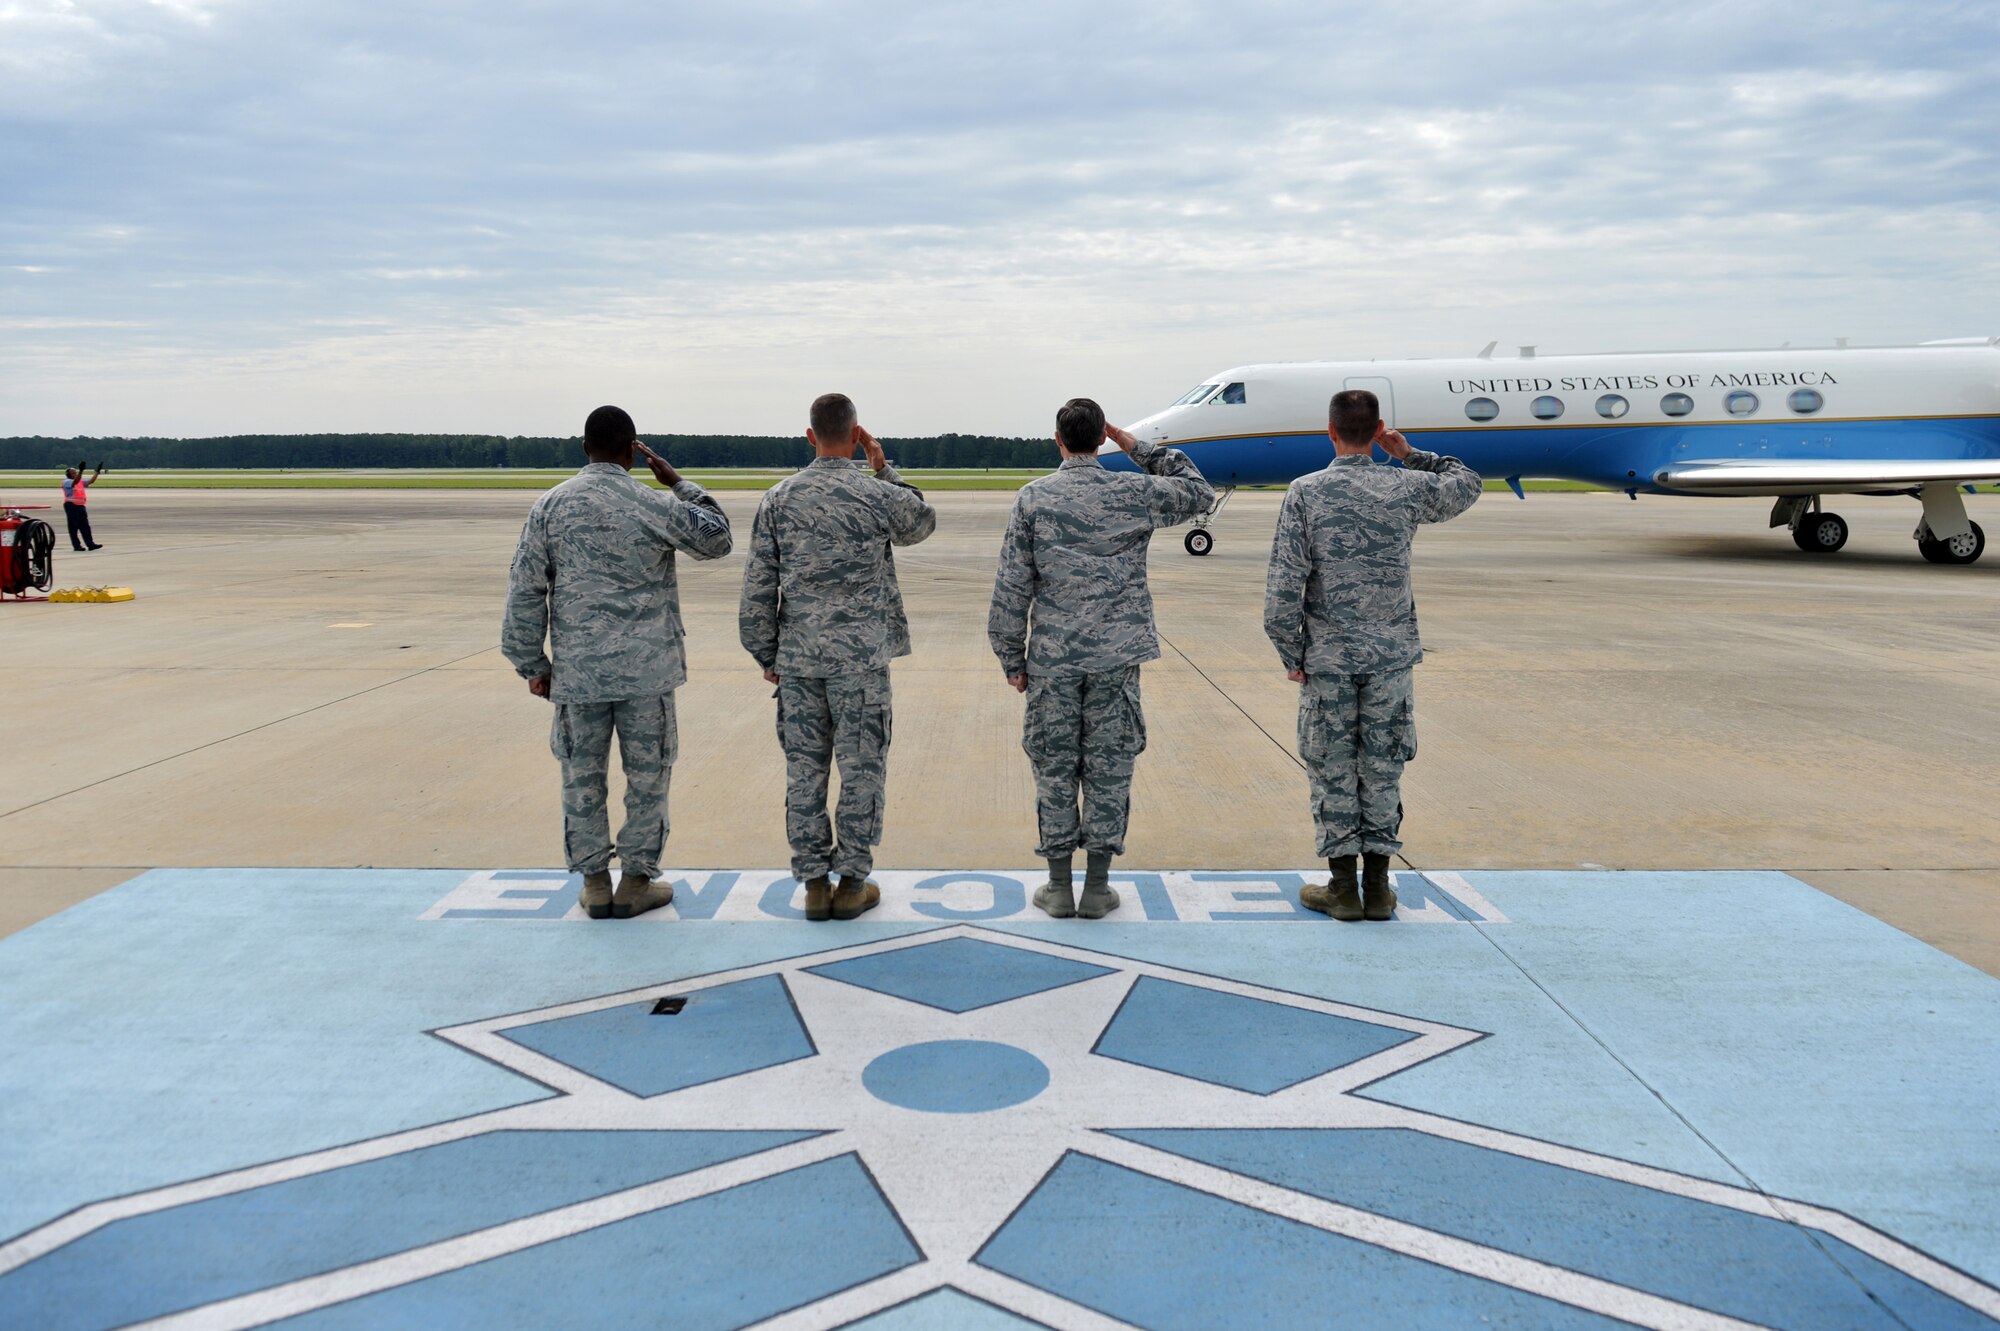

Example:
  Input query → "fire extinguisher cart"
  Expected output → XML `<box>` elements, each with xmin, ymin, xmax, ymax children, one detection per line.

<box><xmin>2</xmin><ymin>504</ymin><xmax>56</xmax><ymax>602</ymax></box>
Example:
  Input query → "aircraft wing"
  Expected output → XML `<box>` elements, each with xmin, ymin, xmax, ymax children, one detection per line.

<box><xmin>1654</xmin><ymin>458</ymin><xmax>2000</xmax><ymax>496</ymax></box>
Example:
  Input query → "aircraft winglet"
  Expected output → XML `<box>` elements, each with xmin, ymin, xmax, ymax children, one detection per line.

<box><xmin>1505</xmin><ymin>476</ymin><xmax>1526</xmax><ymax>500</ymax></box>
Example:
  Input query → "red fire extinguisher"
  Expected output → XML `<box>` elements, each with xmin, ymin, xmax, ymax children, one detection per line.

<box><xmin>2</xmin><ymin>505</ymin><xmax>55</xmax><ymax>601</ymax></box>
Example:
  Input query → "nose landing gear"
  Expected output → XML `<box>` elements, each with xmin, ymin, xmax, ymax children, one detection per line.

<box><xmin>1181</xmin><ymin>486</ymin><xmax>1234</xmax><ymax>556</ymax></box>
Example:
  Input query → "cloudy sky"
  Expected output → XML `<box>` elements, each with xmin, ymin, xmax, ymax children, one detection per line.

<box><xmin>3</xmin><ymin>0</ymin><xmax>1996</xmax><ymax>437</ymax></box>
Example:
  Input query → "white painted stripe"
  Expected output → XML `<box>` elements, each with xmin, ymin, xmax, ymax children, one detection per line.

<box><xmin>1422</xmin><ymin>870</ymin><xmax>1511</xmax><ymax>923</ymax></box>
<box><xmin>955</xmin><ymin>1265</ymin><xmax>1152</xmax><ymax>1331</ymax></box>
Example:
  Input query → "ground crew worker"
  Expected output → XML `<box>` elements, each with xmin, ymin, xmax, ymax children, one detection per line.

<box><xmin>502</xmin><ymin>405</ymin><xmax>733</xmax><ymax>920</ymax></box>
<box><xmin>1264</xmin><ymin>389</ymin><xmax>1482</xmax><ymax>921</ymax></box>
<box><xmin>739</xmin><ymin>393</ymin><xmax>936</xmax><ymax>922</ymax></box>
<box><xmin>62</xmin><ymin>461</ymin><xmax>105</xmax><ymax>551</ymax></box>
<box><xmin>988</xmin><ymin>398</ymin><xmax>1215</xmax><ymax>919</ymax></box>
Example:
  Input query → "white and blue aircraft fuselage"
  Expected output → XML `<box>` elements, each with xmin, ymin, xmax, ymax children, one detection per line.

<box><xmin>1111</xmin><ymin>340</ymin><xmax>2000</xmax><ymax>563</ymax></box>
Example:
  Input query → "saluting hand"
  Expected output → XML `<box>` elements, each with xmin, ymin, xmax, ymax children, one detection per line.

<box><xmin>1104</xmin><ymin>424</ymin><xmax>1142</xmax><ymax>455</ymax></box>
<box><xmin>636</xmin><ymin>442</ymin><xmax>683</xmax><ymax>488</ymax></box>
<box><xmin>1375</xmin><ymin>423</ymin><xmax>1413</xmax><ymax>461</ymax></box>
<box><xmin>857</xmin><ymin>425</ymin><xmax>887</xmax><ymax>472</ymax></box>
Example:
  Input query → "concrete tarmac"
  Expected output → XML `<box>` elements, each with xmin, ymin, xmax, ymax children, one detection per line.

<box><xmin>3</xmin><ymin>485</ymin><xmax>1996</xmax><ymax>970</ymax></box>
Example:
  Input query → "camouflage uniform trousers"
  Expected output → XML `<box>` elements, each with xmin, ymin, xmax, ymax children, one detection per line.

<box><xmin>1024</xmin><ymin>666</ymin><xmax>1147</xmax><ymax>858</ymax></box>
<box><xmin>777</xmin><ymin>669</ymin><xmax>893</xmax><ymax>882</ymax></box>
<box><xmin>1298</xmin><ymin>667</ymin><xmax>1416</xmax><ymax>858</ymax></box>
<box><xmin>551</xmin><ymin>693</ymin><xmax>679</xmax><ymax>878</ymax></box>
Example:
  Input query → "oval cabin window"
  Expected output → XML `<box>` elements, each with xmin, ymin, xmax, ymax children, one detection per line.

<box><xmin>1596</xmin><ymin>394</ymin><xmax>1629</xmax><ymax>419</ymax></box>
<box><xmin>1661</xmin><ymin>392</ymin><xmax>1694</xmax><ymax>417</ymax></box>
<box><xmin>1787</xmin><ymin>388</ymin><xmax>1824</xmax><ymax>414</ymax></box>
<box><xmin>1464</xmin><ymin>397</ymin><xmax>1499</xmax><ymax>421</ymax></box>
<box><xmin>1531</xmin><ymin>395</ymin><xmax>1565</xmax><ymax>420</ymax></box>
<box><xmin>1725</xmin><ymin>390</ymin><xmax>1760</xmax><ymax>416</ymax></box>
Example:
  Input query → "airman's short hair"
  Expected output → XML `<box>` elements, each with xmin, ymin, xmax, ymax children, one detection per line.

<box><xmin>810</xmin><ymin>392</ymin><xmax>857</xmax><ymax>445</ymax></box>
<box><xmin>1329</xmin><ymin>389</ymin><xmax>1381</xmax><ymax>445</ymax></box>
<box><xmin>1056</xmin><ymin>398</ymin><xmax>1106</xmax><ymax>454</ymax></box>
<box><xmin>583</xmin><ymin>404</ymin><xmax>636</xmax><ymax>457</ymax></box>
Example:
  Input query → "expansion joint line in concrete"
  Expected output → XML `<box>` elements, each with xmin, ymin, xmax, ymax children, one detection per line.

<box><xmin>0</xmin><ymin>645</ymin><xmax>499</xmax><ymax>823</ymax></box>
<box><xmin>1154</xmin><ymin>629</ymin><xmax>1419</xmax><ymax>872</ymax></box>
<box><xmin>1454</xmin><ymin>922</ymin><xmax>1927</xmax><ymax>1331</ymax></box>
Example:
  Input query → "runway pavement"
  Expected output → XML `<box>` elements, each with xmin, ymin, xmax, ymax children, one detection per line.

<box><xmin>3</xmin><ymin>485</ymin><xmax>1996</xmax><ymax>969</ymax></box>
<box><xmin>5</xmin><ymin>483</ymin><xmax>2000</xmax><ymax>1329</ymax></box>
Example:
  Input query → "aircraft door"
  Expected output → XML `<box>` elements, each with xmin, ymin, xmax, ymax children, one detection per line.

<box><xmin>1344</xmin><ymin>376</ymin><xmax>1396</xmax><ymax>428</ymax></box>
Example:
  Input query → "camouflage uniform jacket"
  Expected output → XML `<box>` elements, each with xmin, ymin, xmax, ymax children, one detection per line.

<box><xmin>1263</xmin><ymin>449</ymin><xmax>1482</xmax><ymax>676</ymax></box>
<box><xmin>502</xmin><ymin>463</ymin><xmax>733</xmax><ymax>703</ymax></box>
<box><xmin>738</xmin><ymin>458</ymin><xmax>937</xmax><ymax>677</ymax></box>
<box><xmin>988</xmin><ymin>443</ymin><xmax>1215</xmax><ymax>678</ymax></box>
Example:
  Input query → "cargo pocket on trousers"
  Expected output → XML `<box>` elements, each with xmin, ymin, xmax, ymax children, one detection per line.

<box><xmin>771</xmin><ymin>686</ymin><xmax>786</xmax><ymax>746</ymax></box>
<box><xmin>662</xmin><ymin>695</ymin><xmax>680</xmax><ymax>767</ymax></box>
<box><xmin>1121</xmin><ymin>673</ymin><xmax>1148</xmax><ymax>757</ymax></box>
<box><xmin>861</xmin><ymin>679</ymin><xmax>892</xmax><ymax>837</ymax></box>
<box><xmin>1020</xmin><ymin>677</ymin><xmax>1047</xmax><ymax>759</ymax></box>
<box><xmin>1296</xmin><ymin>692</ymin><xmax>1326</xmax><ymax>765</ymax></box>
<box><xmin>549</xmin><ymin>705</ymin><xmax>573</xmax><ymax>762</ymax></box>
<box><xmin>1365</xmin><ymin>695</ymin><xmax>1418</xmax><ymax>763</ymax></box>
<box><xmin>863</xmin><ymin>678</ymin><xmax>893</xmax><ymax>756</ymax></box>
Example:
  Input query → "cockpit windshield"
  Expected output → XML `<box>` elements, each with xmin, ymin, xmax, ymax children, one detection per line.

<box><xmin>1174</xmin><ymin>384</ymin><xmax>1219</xmax><ymax>406</ymax></box>
<box><xmin>1218</xmin><ymin>382</ymin><xmax>1246</xmax><ymax>404</ymax></box>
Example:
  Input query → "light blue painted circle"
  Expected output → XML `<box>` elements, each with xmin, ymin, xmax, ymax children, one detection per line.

<box><xmin>861</xmin><ymin>1040</ymin><xmax>1049</xmax><ymax>1114</ymax></box>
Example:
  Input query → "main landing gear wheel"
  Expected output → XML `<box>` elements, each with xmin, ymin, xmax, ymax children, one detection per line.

<box><xmin>1919</xmin><ymin>520</ymin><xmax>1985</xmax><ymax>565</ymax></box>
<box><xmin>1184</xmin><ymin>528</ymin><xmax>1214</xmax><ymax>557</ymax></box>
<box><xmin>1792</xmin><ymin>512</ymin><xmax>1849</xmax><ymax>553</ymax></box>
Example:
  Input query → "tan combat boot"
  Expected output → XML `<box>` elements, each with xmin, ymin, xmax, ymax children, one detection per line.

<box><xmin>1301</xmin><ymin>856</ymin><xmax>1362</xmax><ymax>922</ymax></box>
<box><xmin>803</xmin><ymin>875</ymin><xmax>834</xmax><ymax>922</ymax></box>
<box><xmin>579</xmin><ymin>870</ymin><xmax>614</xmax><ymax>921</ymax></box>
<box><xmin>1361</xmin><ymin>854</ymin><xmax>1398</xmax><ymax>921</ymax></box>
<box><xmin>612</xmin><ymin>871</ymin><xmax>675</xmax><ymax>919</ymax></box>
<box><xmin>832</xmin><ymin>874</ymin><xmax>880</xmax><ymax>920</ymax></box>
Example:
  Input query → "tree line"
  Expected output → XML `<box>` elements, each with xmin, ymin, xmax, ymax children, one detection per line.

<box><xmin>0</xmin><ymin>433</ymin><xmax>1054</xmax><ymax>471</ymax></box>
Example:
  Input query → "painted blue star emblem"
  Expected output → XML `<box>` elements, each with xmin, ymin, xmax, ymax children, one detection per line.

<box><xmin>2</xmin><ymin>926</ymin><xmax>1995</xmax><ymax>1329</ymax></box>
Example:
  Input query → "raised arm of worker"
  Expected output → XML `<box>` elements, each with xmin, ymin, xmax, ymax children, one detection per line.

<box><xmin>858</xmin><ymin>425</ymin><xmax>937</xmax><ymax>546</ymax></box>
<box><xmin>1379</xmin><ymin>427</ymin><xmax>1482</xmax><ymax>523</ymax></box>
<box><xmin>501</xmin><ymin>505</ymin><xmax>555</xmax><ymax>698</ymax></box>
<box><xmin>738</xmin><ymin>491</ymin><xmax>783</xmax><ymax>684</ymax></box>
<box><xmin>1262</xmin><ymin>484</ymin><xmax>1311</xmax><ymax>683</ymax></box>
<box><xmin>634</xmin><ymin>443</ymin><xmax>733</xmax><ymax>559</ymax></box>
<box><xmin>1110</xmin><ymin>423</ymin><xmax>1216</xmax><ymax>527</ymax></box>
<box><xmin>987</xmin><ymin>493</ymin><xmax>1036</xmax><ymax>693</ymax></box>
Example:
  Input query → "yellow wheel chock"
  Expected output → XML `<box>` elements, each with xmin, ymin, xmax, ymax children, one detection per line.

<box><xmin>51</xmin><ymin>586</ymin><xmax>136</xmax><ymax>603</ymax></box>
